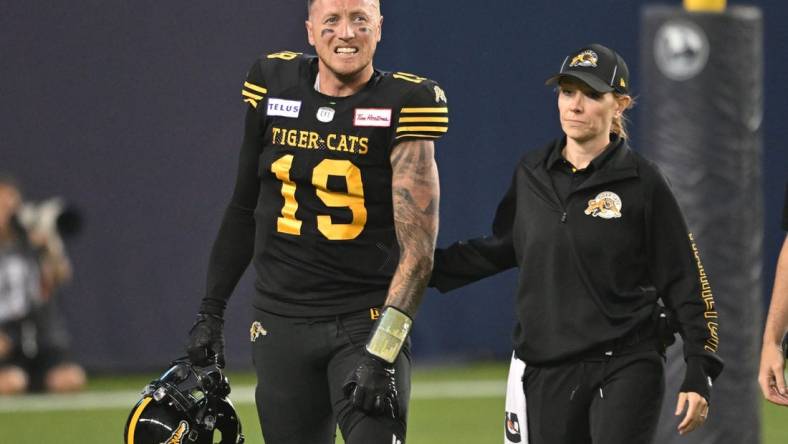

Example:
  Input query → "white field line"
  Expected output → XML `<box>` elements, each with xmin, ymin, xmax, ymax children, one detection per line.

<box><xmin>0</xmin><ymin>380</ymin><xmax>505</xmax><ymax>413</ymax></box>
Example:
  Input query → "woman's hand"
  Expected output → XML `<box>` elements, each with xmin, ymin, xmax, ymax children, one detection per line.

<box><xmin>675</xmin><ymin>391</ymin><xmax>708</xmax><ymax>435</ymax></box>
<box><xmin>758</xmin><ymin>340</ymin><xmax>788</xmax><ymax>406</ymax></box>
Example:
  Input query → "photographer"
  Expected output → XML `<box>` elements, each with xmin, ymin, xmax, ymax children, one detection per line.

<box><xmin>0</xmin><ymin>175</ymin><xmax>85</xmax><ymax>394</ymax></box>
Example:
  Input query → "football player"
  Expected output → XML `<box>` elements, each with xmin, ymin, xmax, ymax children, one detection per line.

<box><xmin>187</xmin><ymin>0</ymin><xmax>448</xmax><ymax>443</ymax></box>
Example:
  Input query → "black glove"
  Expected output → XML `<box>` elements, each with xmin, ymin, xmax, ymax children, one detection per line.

<box><xmin>187</xmin><ymin>313</ymin><xmax>225</xmax><ymax>368</ymax></box>
<box><xmin>343</xmin><ymin>353</ymin><xmax>399</xmax><ymax>418</ymax></box>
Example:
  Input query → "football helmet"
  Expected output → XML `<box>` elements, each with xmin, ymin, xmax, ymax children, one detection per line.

<box><xmin>124</xmin><ymin>358</ymin><xmax>244</xmax><ymax>444</ymax></box>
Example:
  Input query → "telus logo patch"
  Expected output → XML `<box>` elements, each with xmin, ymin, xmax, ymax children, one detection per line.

<box><xmin>267</xmin><ymin>98</ymin><xmax>302</xmax><ymax>118</ymax></box>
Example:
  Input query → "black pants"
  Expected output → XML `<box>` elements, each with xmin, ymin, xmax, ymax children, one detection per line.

<box><xmin>524</xmin><ymin>351</ymin><xmax>664</xmax><ymax>444</ymax></box>
<box><xmin>251</xmin><ymin>307</ymin><xmax>410</xmax><ymax>444</ymax></box>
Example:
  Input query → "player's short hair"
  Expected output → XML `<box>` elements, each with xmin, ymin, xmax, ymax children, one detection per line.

<box><xmin>307</xmin><ymin>0</ymin><xmax>381</xmax><ymax>13</ymax></box>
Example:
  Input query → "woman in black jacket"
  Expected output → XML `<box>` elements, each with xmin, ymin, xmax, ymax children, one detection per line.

<box><xmin>431</xmin><ymin>44</ymin><xmax>723</xmax><ymax>444</ymax></box>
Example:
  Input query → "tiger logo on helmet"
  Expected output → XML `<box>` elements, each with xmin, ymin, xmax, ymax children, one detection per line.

<box><xmin>163</xmin><ymin>421</ymin><xmax>189</xmax><ymax>444</ymax></box>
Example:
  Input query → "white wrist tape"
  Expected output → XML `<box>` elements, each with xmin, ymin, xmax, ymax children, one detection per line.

<box><xmin>365</xmin><ymin>306</ymin><xmax>412</xmax><ymax>364</ymax></box>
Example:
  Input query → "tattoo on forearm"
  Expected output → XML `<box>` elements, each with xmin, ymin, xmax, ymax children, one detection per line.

<box><xmin>386</xmin><ymin>140</ymin><xmax>440</xmax><ymax>316</ymax></box>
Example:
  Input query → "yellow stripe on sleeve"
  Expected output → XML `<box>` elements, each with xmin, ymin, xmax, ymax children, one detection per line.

<box><xmin>243</xmin><ymin>82</ymin><xmax>267</xmax><ymax>94</ymax></box>
<box><xmin>242</xmin><ymin>90</ymin><xmax>263</xmax><ymax>101</ymax></box>
<box><xmin>395</xmin><ymin>133</ymin><xmax>444</xmax><ymax>140</ymax></box>
<box><xmin>400</xmin><ymin>107</ymin><xmax>448</xmax><ymax>113</ymax></box>
<box><xmin>244</xmin><ymin>98</ymin><xmax>259</xmax><ymax>108</ymax></box>
<box><xmin>398</xmin><ymin>117</ymin><xmax>449</xmax><ymax>123</ymax></box>
<box><xmin>127</xmin><ymin>397</ymin><xmax>153</xmax><ymax>444</ymax></box>
<box><xmin>396</xmin><ymin>126</ymin><xmax>448</xmax><ymax>133</ymax></box>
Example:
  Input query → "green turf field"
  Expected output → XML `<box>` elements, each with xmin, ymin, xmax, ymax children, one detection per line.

<box><xmin>0</xmin><ymin>363</ymin><xmax>785</xmax><ymax>443</ymax></box>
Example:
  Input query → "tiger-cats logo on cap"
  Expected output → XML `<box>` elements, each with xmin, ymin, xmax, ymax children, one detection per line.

<box><xmin>570</xmin><ymin>50</ymin><xmax>599</xmax><ymax>68</ymax></box>
<box><xmin>585</xmin><ymin>191</ymin><xmax>622</xmax><ymax>219</ymax></box>
<box><xmin>162</xmin><ymin>421</ymin><xmax>188</xmax><ymax>444</ymax></box>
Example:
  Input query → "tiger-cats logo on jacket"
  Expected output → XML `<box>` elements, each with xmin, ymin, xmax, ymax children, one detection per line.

<box><xmin>162</xmin><ymin>421</ymin><xmax>188</xmax><ymax>444</ymax></box>
<box><xmin>585</xmin><ymin>191</ymin><xmax>622</xmax><ymax>219</ymax></box>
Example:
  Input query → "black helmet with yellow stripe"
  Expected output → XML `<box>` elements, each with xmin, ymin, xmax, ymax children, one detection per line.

<box><xmin>124</xmin><ymin>358</ymin><xmax>244</xmax><ymax>444</ymax></box>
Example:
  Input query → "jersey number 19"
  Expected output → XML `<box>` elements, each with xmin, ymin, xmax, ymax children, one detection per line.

<box><xmin>271</xmin><ymin>154</ymin><xmax>367</xmax><ymax>241</ymax></box>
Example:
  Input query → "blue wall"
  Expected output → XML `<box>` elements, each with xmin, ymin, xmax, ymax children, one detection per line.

<box><xmin>1</xmin><ymin>0</ymin><xmax>785</xmax><ymax>369</ymax></box>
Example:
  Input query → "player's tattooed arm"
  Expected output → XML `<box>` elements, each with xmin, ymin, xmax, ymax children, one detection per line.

<box><xmin>343</xmin><ymin>140</ymin><xmax>437</xmax><ymax>411</ymax></box>
<box><xmin>386</xmin><ymin>139</ymin><xmax>440</xmax><ymax>317</ymax></box>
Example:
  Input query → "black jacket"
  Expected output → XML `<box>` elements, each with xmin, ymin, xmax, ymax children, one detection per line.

<box><xmin>432</xmin><ymin>137</ymin><xmax>723</xmax><ymax>399</ymax></box>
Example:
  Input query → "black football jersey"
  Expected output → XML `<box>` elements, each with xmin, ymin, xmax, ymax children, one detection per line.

<box><xmin>240</xmin><ymin>51</ymin><xmax>448</xmax><ymax>316</ymax></box>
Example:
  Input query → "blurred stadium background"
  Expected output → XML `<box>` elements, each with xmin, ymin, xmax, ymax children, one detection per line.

<box><xmin>0</xmin><ymin>0</ymin><xmax>786</xmax><ymax>442</ymax></box>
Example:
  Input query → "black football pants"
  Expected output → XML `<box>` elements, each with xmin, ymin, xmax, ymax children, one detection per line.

<box><xmin>523</xmin><ymin>351</ymin><xmax>664</xmax><ymax>444</ymax></box>
<box><xmin>251</xmin><ymin>307</ymin><xmax>410</xmax><ymax>444</ymax></box>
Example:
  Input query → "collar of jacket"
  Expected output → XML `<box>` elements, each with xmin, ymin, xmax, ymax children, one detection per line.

<box><xmin>522</xmin><ymin>135</ymin><xmax>639</xmax><ymax>197</ymax></box>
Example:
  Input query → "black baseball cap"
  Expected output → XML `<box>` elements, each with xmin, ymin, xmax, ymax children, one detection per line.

<box><xmin>545</xmin><ymin>43</ymin><xmax>630</xmax><ymax>95</ymax></box>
